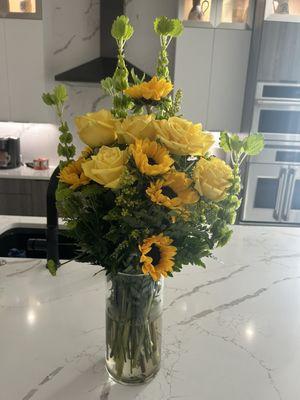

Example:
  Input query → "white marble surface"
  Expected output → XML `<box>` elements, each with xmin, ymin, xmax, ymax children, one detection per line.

<box><xmin>1</xmin><ymin>220</ymin><xmax>300</xmax><ymax>399</ymax></box>
<box><xmin>0</xmin><ymin>215</ymin><xmax>47</xmax><ymax>235</ymax></box>
<box><xmin>0</xmin><ymin>165</ymin><xmax>56</xmax><ymax>180</ymax></box>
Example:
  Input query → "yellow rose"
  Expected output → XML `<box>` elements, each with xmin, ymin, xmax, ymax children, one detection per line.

<box><xmin>116</xmin><ymin>114</ymin><xmax>155</xmax><ymax>144</ymax></box>
<box><xmin>82</xmin><ymin>146</ymin><xmax>129</xmax><ymax>189</ymax></box>
<box><xmin>193</xmin><ymin>157</ymin><xmax>233</xmax><ymax>202</ymax></box>
<box><xmin>75</xmin><ymin>109</ymin><xmax>117</xmax><ymax>147</ymax></box>
<box><xmin>124</xmin><ymin>76</ymin><xmax>173</xmax><ymax>101</ymax></box>
<box><xmin>152</xmin><ymin>116</ymin><xmax>214</xmax><ymax>156</ymax></box>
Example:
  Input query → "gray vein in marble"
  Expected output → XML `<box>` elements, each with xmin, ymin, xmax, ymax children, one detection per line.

<box><xmin>84</xmin><ymin>0</ymin><xmax>99</xmax><ymax>14</ymax></box>
<box><xmin>99</xmin><ymin>381</ymin><xmax>111</xmax><ymax>400</ymax></box>
<box><xmin>5</xmin><ymin>261</ymin><xmax>42</xmax><ymax>277</ymax></box>
<box><xmin>92</xmin><ymin>94</ymin><xmax>109</xmax><ymax>112</ymax></box>
<box><xmin>180</xmin><ymin>275</ymin><xmax>300</xmax><ymax>326</ymax></box>
<box><xmin>201</xmin><ymin>327</ymin><xmax>283</xmax><ymax>400</ymax></box>
<box><xmin>261</xmin><ymin>252</ymin><xmax>300</xmax><ymax>262</ymax></box>
<box><xmin>179</xmin><ymin>288</ymin><xmax>267</xmax><ymax>325</ymax></box>
<box><xmin>82</xmin><ymin>26</ymin><xmax>100</xmax><ymax>42</ymax></box>
<box><xmin>54</xmin><ymin>35</ymin><xmax>76</xmax><ymax>55</ymax></box>
<box><xmin>39</xmin><ymin>366</ymin><xmax>64</xmax><ymax>385</ymax></box>
<box><xmin>22</xmin><ymin>388</ymin><xmax>38</xmax><ymax>400</ymax></box>
<box><xmin>166</xmin><ymin>264</ymin><xmax>250</xmax><ymax>310</ymax></box>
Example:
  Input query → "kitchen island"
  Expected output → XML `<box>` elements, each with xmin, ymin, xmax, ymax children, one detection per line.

<box><xmin>0</xmin><ymin>217</ymin><xmax>299</xmax><ymax>400</ymax></box>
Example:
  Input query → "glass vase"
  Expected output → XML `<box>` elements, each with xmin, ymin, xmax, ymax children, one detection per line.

<box><xmin>105</xmin><ymin>273</ymin><xmax>163</xmax><ymax>385</ymax></box>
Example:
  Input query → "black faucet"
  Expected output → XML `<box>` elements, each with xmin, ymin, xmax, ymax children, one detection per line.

<box><xmin>46</xmin><ymin>165</ymin><xmax>60</xmax><ymax>269</ymax></box>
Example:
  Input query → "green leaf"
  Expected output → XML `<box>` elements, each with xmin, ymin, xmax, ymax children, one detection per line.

<box><xmin>47</xmin><ymin>259</ymin><xmax>57</xmax><ymax>276</ymax></box>
<box><xmin>170</xmin><ymin>19</ymin><xmax>183</xmax><ymax>37</ymax></box>
<box><xmin>154</xmin><ymin>17</ymin><xmax>183</xmax><ymax>37</ymax></box>
<box><xmin>229</xmin><ymin>134</ymin><xmax>244</xmax><ymax>155</ymax></box>
<box><xmin>219</xmin><ymin>131</ymin><xmax>231</xmax><ymax>153</ymax></box>
<box><xmin>101</xmin><ymin>77</ymin><xmax>114</xmax><ymax>94</ymax></box>
<box><xmin>42</xmin><ymin>93</ymin><xmax>55</xmax><ymax>106</ymax></box>
<box><xmin>243</xmin><ymin>133</ymin><xmax>264</xmax><ymax>156</ymax></box>
<box><xmin>111</xmin><ymin>15</ymin><xmax>133</xmax><ymax>41</ymax></box>
<box><xmin>154</xmin><ymin>16</ymin><xmax>174</xmax><ymax>36</ymax></box>
<box><xmin>54</xmin><ymin>85</ymin><xmax>68</xmax><ymax>103</ymax></box>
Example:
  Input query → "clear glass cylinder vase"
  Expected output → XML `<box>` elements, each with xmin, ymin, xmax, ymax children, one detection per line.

<box><xmin>105</xmin><ymin>273</ymin><xmax>163</xmax><ymax>385</ymax></box>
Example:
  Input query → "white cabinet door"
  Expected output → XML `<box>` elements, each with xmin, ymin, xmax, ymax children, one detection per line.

<box><xmin>4</xmin><ymin>19</ymin><xmax>48</xmax><ymax>122</ymax></box>
<box><xmin>0</xmin><ymin>20</ymin><xmax>10</xmax><ymax>121</ymax></box>
<box><xmin>206</xmin><ymin>29</ymin><xmax>251</xmax><ymax>132</ymax></box>
<box><xmin>174</xmin><ymin>27</ymin><xmax>214</xmax><ymax>126</ymax></box>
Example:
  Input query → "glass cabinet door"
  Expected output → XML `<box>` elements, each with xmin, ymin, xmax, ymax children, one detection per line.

<box><xmin>179</xmin><ymin>0</ymin><xmax>216</xmax><ymax>26</ymax></box>
<box><xmin>265</xmin><ymin>0</ymin><xmax>300</xmax><ymax>22</ymax></box>
<box><xmin>0</xmin><ymin>0</ymin><xmax>42</xmax><ymax>19</ymax></box>
<box><xmin>179</xmin><ymin>0</ymin><xmax>254</xmax><ymax>29</ymax></box>
<box><xmin>217</xmin><ymin>0</ymin><xmax>254</xmax><ymax>28</ymax></box>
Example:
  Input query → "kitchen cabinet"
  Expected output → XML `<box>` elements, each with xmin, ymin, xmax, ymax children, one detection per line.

<box><xmin>175</xmin><ymin>0</ymin><xmax>253</xmax><ymax>131</ymax></box>
<box><xmin>179</xmin><ymin>0</ymin><xmax>254</xmax><ymax>29</ymax></box>
<box><xmin>0</xmin><ymin>0</ymin><xmax>42</xmax><ymax>19</ymax></box>
<box><xmin>258</xmin><ymin>21</ymin><xmax>300</xmax><ymax>82</ymax></box>
<box><xmin>0</xmin><ymin>20</ymin><xmax>10</xmax><ymax>120</ymax></box>
<box><xmin>265</xmin><ymin>0</ymin><xmax>300</xmax><ymax>22</ymax></box>
<box><xmin>174</xmin><ymin>27</ymin><xmax>214</xmax><ymax>125</ymax></box>
<box><xmin>0</xmin><ymin>178</ymin><xmax>48</xmax><ymax>216</ymax></box>
<box><xmin>174</xmin><ymin>26</ymin><xmax>251</xmax><ymax>131</ymax></box>
<box><xmin>207</xmin><ymin>29</ymin><xmax>251</xmax><ymax>131</ymax></box>
<box><xmin>4</xmin><ymin>19</ymin><xmax>48</xmax><ymax>122</ymax></box>
<box><xmin>0</xmin><ymin>0</ymin><xmax>48</xmax><ymax>123</ymax></box>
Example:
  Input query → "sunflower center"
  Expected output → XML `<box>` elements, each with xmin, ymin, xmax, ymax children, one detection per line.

<box><xmin>148</xmin><ymin>157</ymin><xmax>157</xmax><ymax>166</ymax></box>
<box><xmin>148</xmin><ymin>244</ymin><xmax>161</xmax><ymax>267</ymax></box>
<box><xmin>161</xmin><ymin>186</ymin><xmax>178</xmax><ymax>199</ymax></box>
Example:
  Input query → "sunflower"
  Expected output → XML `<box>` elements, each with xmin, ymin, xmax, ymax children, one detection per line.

<box><xmin>59</xmin><ymin>159</ymin><xmax>90</xmax><ymax>190</ymax></box>
<box><xmin>131</xmin><ymin>139</ymin><xmax>174</xmax><ymax>176</ymax></box>
<box><xmin>124</xmin><ymin>76</ymin><xmax>173</xmax><ymax>101</ymax></box>
<box><xmin>139</xmin><ymin>234</ymin><xmax>177</xmax><ymax>281</ymax></box>
<box><xmin>80</xmin><ymin>146</ymin><xmax>93</xmax><ymax>159</ymax></box>
<box><xmin>146</xmin><ymin>171</ymin><xmax>199</xmax><ymax>210</ymax></box>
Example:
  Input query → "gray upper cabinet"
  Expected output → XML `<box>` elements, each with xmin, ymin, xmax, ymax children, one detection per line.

<box><xmin>258</xmin><ymin>21</ymin><xmax>300</xmax><ymax>83</ymax></box>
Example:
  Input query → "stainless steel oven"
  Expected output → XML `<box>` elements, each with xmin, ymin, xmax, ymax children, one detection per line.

<box><xmin>241</xmin><ymin>141</ymin><xmax>300</xmax><ymax>224</ymax></box>
<box><xmin>252</xmin><ymin>82</ymin><xmax>300</xmax><ymax>142</ymax></box>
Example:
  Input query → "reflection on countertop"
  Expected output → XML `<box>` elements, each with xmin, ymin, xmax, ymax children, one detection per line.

<box><xmin>0</xmin><ymin>218</ymin><xmax>300</xmax><ymax>399</ymax></box>
<box><xmin>0</xmin><ymin>165</ymin><xmax>57</xmax><ymax>180</ymax></box>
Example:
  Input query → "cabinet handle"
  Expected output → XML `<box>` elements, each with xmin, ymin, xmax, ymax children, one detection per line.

<box><xmin>281</xmin><ymin>169</ymin><xmax>296</xmax><ymax>222</ymax></box>
<box><xmin>273</xmin><ymin>168</ymin><xmax>287</xmax><ymax>221</ymax></box>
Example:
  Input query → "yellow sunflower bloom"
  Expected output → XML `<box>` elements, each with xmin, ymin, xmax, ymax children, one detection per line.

<box><xmin>139</xmin><ymin>234</ymin><xmax>177</xmax><ymax>281</ymax></box>
<box><xmin>59</xmin><ymin>159</ymin><xmax>90</xmax><ymax>190</ymax></box>
<box><xmin>80</xmin><ymin>146</ymin><xmax>93</xmax><ymax>159</ymax></box>
<box><xmin>124</xmin><ymin>76</ymin><xmax>173</xmax><ymax>101</ymax></box>
<box><xmin>146</xmin><ymin>171</ymin><xmax>199</xmax><ymax>210</ymax></box>
<box><xmin>131</xmin><ymin>139</ymin><xmax>174</xmax><ymax>176</ymax></box>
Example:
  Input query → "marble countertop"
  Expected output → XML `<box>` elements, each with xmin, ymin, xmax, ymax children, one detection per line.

<box><xmin>0</xmin><ymin>165</ymin><xmax>56</xmax><ymax>180</ymax></box>
<box><xmin>0</xmin><ymin>218</ymin><xmax>300</xmax><ymax>400</ymax></box>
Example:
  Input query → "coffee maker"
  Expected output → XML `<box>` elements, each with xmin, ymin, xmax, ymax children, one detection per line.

<box><xmin>0</xmin><ymin>137</ymin><xmax>21</xmax><ymax>169</ymax></box>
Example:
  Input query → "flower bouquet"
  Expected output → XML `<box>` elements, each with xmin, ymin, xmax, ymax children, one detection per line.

<box><xmin>43</xmin><ymin>16</ymin><xmax>263</xmax><ymax>384</ymax></box>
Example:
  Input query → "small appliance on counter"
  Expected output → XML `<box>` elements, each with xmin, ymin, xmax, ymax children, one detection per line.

<box><xmin>0</xmin><ymin>137</ymin><xmax>21</xmax><ymax>169</ymax></box>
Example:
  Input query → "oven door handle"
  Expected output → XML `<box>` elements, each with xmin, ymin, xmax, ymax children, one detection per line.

<box><xmin>256</xmin><ymin>99</ymin><xmax>300</xmax><ymax>107</ymax></box>
<box><xmin>273</xmin><ymin>168</ymin><xmax>288</xmax><ymax>221</ymax></box>
<box><xmin>281</xmin><ymin>168</ymin><xmax>296</xmax><ymax>222</ymax></box>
